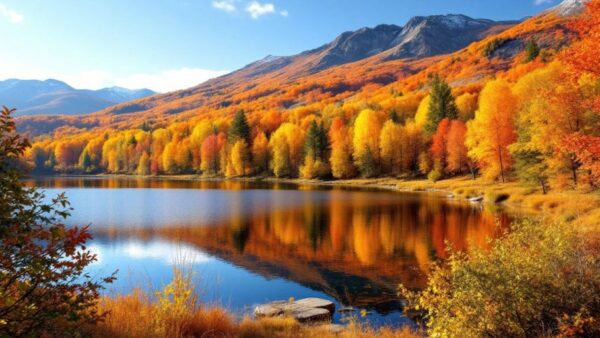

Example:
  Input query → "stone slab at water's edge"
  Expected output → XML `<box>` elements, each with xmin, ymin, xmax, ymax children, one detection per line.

<box><xmin>254</xmin><ymin>298</ymin><xmax>336</xmax><ymax>323</ymax></box>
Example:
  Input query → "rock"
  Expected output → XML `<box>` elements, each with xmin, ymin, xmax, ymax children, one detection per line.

<box><xmin>447</xmin><ymin>194</ymin><xmax>455</xmax><ymax>199</ymax></box>
<box><xmin>293</xmin><ymin>307</ymin><xmax>332</xmax><ymax>323</ymax></box>
<box><xmin>254</xmin><ymin>297</ymin><xmax>335</xmax><ymax>323</ymax></box>
<box><xmin>254</xmin><ymin>304</ymin><xmax>284</xmax><ymax>318</ymax></box>
<box><xmin>295</xmin><ymin>297</ymin><xmax>336</xmax><ymax>312</ymax></box>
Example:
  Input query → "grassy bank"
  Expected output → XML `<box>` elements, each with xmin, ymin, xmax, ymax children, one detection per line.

<box><xmin>89</xmin><ymin>271</ymin><xmax>422</xmax><ymax>338</ymax></box>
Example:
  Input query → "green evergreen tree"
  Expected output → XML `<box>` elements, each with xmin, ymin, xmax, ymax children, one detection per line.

<box><xmin>304</xmin><ymin>120</ymin><xmax>329</xmax><ymax>161</ymax></box>
<box><xmin>228</xmin><ymin>110</ymin><xmax>251</xmax><ymax>145</ymax></box>
<box><xmin>523</xmin><ymin>39</ymin><xmax>540</xmax><ymax>63</ymax></box>
<box><xmin>426</xmin><ymin>75</ymin><xmax>458</xmax><ymax>135</ymax></box>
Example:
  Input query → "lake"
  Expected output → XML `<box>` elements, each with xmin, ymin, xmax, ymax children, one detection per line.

<box><xmin>27</xmin><ymin>176</ymin><xmax>510</xmax><ymax>327</ymax></box>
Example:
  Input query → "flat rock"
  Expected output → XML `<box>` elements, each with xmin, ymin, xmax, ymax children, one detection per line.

<box><xmin>254</xmin><ymin>297</ymin><xmax>335</xmax><ymax>323</ymax></box>
<box><xmin>293</xmin><ymin>307</ymin><xmax>332</xmax><ymax>323</ymax></box>
<box><xmin>254</xmin><ymin>304</ymin><xmax>284</xmax><ymax>318</ymax></box>
<box><xmin>295</xmin><ymin>297</ymin><xmax>336</xmax><ymax>312</ymax></box>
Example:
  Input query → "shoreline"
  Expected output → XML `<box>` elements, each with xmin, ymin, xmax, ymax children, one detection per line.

<box><xmin>30</xmin><ymin>173</ymin><xmax>600</xmax><ymax>226</ymax></box>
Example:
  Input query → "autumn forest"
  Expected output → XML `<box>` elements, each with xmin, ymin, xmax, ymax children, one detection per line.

<box><xmin>3</xmin><ymin>0</ymin><xmax>600</xmax><ymax>337</ymax></box>
<box><xmin>19</xmin><ymin>5</ymin><xmax>600</xmax><ymax>195</ymax></box>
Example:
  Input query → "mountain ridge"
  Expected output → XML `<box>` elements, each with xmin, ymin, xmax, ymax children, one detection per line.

<box><xmin>16</xmin><ymin>8</ymin><xmax>577</xmax><ymax>136</ymax></box>
<box><xmin>1</xmin><ymin>79</ymin><xmax>155</xmax><ymax>116</ymax></box>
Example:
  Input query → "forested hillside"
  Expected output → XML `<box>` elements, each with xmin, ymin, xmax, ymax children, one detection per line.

<box><xmin>18</xmin><ymin>1</ymin><xmax>600</xmax><ymax>192</ymax></box>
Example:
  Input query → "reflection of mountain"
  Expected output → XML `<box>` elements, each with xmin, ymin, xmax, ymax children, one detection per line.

<box><xmin>94</xmin><ymin>189</ymin><xmax>509</xmax><ymax>314</ymax></box>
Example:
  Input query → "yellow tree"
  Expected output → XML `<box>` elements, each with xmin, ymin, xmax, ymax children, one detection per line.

<box><xmin>269</xmin><ymin>123</ymin><xmax>305</xmax><ymax>177</ymax></box>
<box><xmin>137</xmin><ymin>152</ymin><xmax>151</xmax><ymax>175</ymax></box>
<box><xmin>190</xmin><ymin>121</ymin><xmax>214</xmax><ymax>170</ymax></box>
<box><xmin>230</xmin><ymin>140</ymin><xmax>249</xmax><ymax>176</ymax></box>
<box><xmin>402</xmin><ymin>121</ymin><xmax>425</xmax><ymax>174</ymax></box>
<box><xmin>353</xmin><ymin>109</ymin><xmax>383</xmax><ymax>177</ymax></box>
<box><xmin>162</xmin><ymin>140</ymin><xmax>177</xmax><ymax>174</ymax></box>
<box><xmin>329</xmin><ymin>118</ymin><xmax>355</xmax><ymax>179</ymax></box>
<box><xmin>466</xmin><ymin>79</ymin><xmax>518</xmax><ymax>182</ymax></box>
<box><xmin>379</xmin><ymin>120</ymin><xmax>405</xmax><ymax>175</ymax></box>
<box><xmin>456</xmin><ymin>92</ymin><xmax>478</xmax><ymax>121</ymax></box>
<box><xmin>512</xmin><ymin>62</ymin><xmax>598</xmax><ymax>187</ymax></box>
<box><xmin>151</xmin><ymin>128</ymin><xmax>172</xmax><ymax>174</ymax></box>
<box><xmin>414</xmin><ymin>95</ymin><xmax>431</xmax><ymax>130</ymax></box>
<box><xmin>252</xmin><ymin>132</ymin><xmax>269</xmax><ymax>174</ymax></box>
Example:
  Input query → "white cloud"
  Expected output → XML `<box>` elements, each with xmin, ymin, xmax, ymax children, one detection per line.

<box><xmin>246</xmin><ymin>1</ymin><xmax>275</xmax><ymax>19</ymax></box>
<box><xmin>280</xmin><ymin>9</ymin><xmax>288</xmax><ymax>17</ymax></box>
<box><xmin>0</xmin><ymin>3</ymin><xmax>23</xmax><ymax>23</ymax></box>
<box><xmin>112</xmin><ymin>68</ymin><xmax>229</xmax><ymax>92</ymax></box>
<box><xmin>212</xmin><ymin>0</ymin><xmax>236</xmax><ymax>12</ymax></box>
<box><xmin>0</xmin><ymin>67</ymin><xmax>229</xmax><ymax>93</ymax></box>
<box><xmin>534</xmin><ymin>0</ymin><xmax>554</xmax><ymax>5</ymax></box>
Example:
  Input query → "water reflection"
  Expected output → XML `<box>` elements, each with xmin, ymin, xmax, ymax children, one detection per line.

<box><xmin>29</xmin><ymin>177</ymin><xmax>510</xmax><ymax>324</ymax></box>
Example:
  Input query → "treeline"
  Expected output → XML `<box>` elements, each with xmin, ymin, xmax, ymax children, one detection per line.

<box><xmin>25</xmin><ymin>15</ymin><xmax>600</xmax><ymax>192</ymax></box>
<box><xmin>25</xmin><ymin>61</ymin><xmax>598</xmax><ymax>192</ymax></box>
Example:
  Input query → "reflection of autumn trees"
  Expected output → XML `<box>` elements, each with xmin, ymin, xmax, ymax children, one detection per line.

<box><xmin>101</xmin><ymin>188</ymin><xmax>508</xmax><ymax>311</ymax></box>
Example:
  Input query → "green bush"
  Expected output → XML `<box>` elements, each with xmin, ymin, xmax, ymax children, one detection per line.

<box><xmin>482</xmin><ymin>38</ymin><xmax>508</xmax><ymax>57</ymax></box>
<box><xmin>400</xmin><ymin>220</ymin><xmax>600</xmax><ymax>337</ymax></box>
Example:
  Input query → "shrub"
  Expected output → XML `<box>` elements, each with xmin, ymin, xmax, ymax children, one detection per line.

<box><xmin>482</xmin><ymin>38</ymin><xmax>508</xmax><ymax>57</ymax></box>
<box><xmin>427</xmin><ymin>169</ymin><xmax>442</xmax><ymax>182</ymax></box>
<box><xmin>0</xmin><ymin>107</ymin><xmax>113</xmax><ymax>336</ymax></box>
<box><xmin>400</xmin><ymin>220</ymin><xmax>600</xmax><ymax>337</ymax></box>
<box><xmin>94</xmin><ymin>266</ymin><xmax>236</xmax><ymax>338</ymax></box>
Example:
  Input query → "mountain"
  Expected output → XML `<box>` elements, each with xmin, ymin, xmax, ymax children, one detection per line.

<box><xmin>16</xmin><ymin>9</ymin><xmax>576</xmax><ymax>136</ymax></box>
<box><xmin>0</xmin><ymin>79</ymin><xmax>155</xmax><ymax>116</ymax></box>
<box><xmin>89</xmin><ymin>87</ymin><xmax>155</xmax><ymax>104</ymax></box>
<box><xmin>551</xmin><ymin>0</ymin><xmax>589</xmax><ymax>16</ymax></box>
<box><xmin>224</xmin><ymin>14</ymin><xmax>518</xmax><ymax>82</ymax></box>
<box><xmin>380</xmin><ymin>15</ymin><xmax>517</xmax><ymax>60</ymax></box>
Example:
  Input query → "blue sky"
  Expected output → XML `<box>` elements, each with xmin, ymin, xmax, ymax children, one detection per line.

<box><xmin>0</xmin><ymin>0</ymin><xmax>561</xmax><ymax>92</ymax></box>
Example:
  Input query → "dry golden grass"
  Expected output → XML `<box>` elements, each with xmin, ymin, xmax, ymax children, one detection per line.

<box><xmin>92</xmin><ymin>294</ymin><xmax>422</xmax><ymax>338</ymax></box>
<box><xmin>389</xmin><ymin>176</ymin><xmax>600</xmax><ymax>231</ymax></box>
<box><xmin>88</xmin><ymin>267</ymin><xmax>423</xmax><ymax>338</ymax></box>
<box><xmin>92</xmin><ymin>289</ymin><xmax>237</xmax><ymax>338</ymax></box>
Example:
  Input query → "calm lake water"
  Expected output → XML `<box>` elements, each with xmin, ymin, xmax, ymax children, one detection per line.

<box><xmin>27</xmin><ymin>176</ymin><xmax>510</xmax><ymax>327</ymax></box>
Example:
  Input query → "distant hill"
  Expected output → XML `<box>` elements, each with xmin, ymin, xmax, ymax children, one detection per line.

<box><xmin>0</xmin><ymin>79</ymin><xmax>155</xmax><ymax>116</ymax></box>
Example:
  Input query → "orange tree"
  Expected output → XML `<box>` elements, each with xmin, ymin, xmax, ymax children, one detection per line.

<box><xmin>0</xmin><ymin>107</ymin><xmax>113</xmax><ymax>336</ymax></box>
